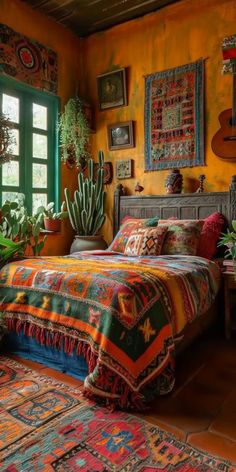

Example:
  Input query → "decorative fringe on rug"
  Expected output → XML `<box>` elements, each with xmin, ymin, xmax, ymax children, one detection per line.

<box><xmin>6</xmin><ymin>317</ymin><xmax>150</xmax><ymax>411</ymax></box>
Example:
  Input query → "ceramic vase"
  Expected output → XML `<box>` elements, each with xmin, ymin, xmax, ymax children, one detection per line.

<box><xmin>165</xmin><ymin>169</ymin><xmax>183</xmax><ymax>194</ymax></box>
<box><xmin>70</xmin><ymin>235</ymin><xmax>107</xmax><ymax>253</ymax></box>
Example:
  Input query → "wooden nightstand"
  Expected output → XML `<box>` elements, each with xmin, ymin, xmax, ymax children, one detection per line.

<box><xmin>223</xmin><ymin>272</ymin><xmax>236</xmax><ymax>339</ymax></box>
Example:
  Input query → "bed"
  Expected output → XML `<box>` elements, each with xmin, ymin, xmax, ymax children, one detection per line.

<box><xmin>0</xmin><ymin>176</ymin><xmax>236</xmax><ymax>410</ymax></box>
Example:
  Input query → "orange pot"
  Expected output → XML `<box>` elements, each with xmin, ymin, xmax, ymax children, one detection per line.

<box><xmin>44</xmin><ymin>218</ymin><xmax>61</xmax><ymax>232</ymax></box>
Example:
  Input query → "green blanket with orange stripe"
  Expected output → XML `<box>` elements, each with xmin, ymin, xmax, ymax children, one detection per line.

<box><xmin>0</xmin><ymin>252</ymin><xmax>220</xmax><ymax>409</ymax></box>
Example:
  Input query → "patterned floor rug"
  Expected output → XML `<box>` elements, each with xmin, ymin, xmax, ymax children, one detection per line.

<box><xmin>0</xmin><ymin>356</ymin><xmax>235</xmax><ymax>472</ymax></box>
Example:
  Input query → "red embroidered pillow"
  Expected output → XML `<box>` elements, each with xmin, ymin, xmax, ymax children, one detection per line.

<box><xmin>124</xmin><ymin>226</ymin><xmax>167</xmax><ymax>256</ymax></box>
<box><xmin>159</xmin><ymin>220</ymin><xmax>204</xmax><ymax>256</ymax></box>
<box><xmin>197</xmin><ymin>212</ymin><xmax>226</xmax><ymax>259</ymax></box>
<box><xmin>109</xmin><ymin>218</ymin><xmax>158</xmax><ymax>253</ymax></box>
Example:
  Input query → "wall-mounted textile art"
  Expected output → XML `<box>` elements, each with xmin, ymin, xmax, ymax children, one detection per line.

<box><xmin>0</xmin><ymin>23</ymin><xmax>58</xmax><ymax>94</ymax></box>
<box><xmin>116</xmin><ymin>159</ymin><xmax>133</xmax><ymax>179</ymax></box>
<box><xmin>144</xmin><ymin>59</ymin><xmax>204</xmax><ymax>171</ymax></box>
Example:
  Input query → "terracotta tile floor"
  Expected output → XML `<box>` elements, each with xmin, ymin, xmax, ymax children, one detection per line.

<box><xmin>7</xmin><ymin>330</ymin><xmax>236</xmax><ymax>464</ymax></box>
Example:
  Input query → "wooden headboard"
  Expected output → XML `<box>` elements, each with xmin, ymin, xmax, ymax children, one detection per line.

<box><xmin>113</xmin><ymin>175</ymin><xmax>236</xmax><ymax>237</ymax></box>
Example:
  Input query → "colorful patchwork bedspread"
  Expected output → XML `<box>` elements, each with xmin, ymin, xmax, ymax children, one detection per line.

<box><xmin>0</xmin><ymin>252</ymin><xmax>221</xmax><ymax>409</ymax></box>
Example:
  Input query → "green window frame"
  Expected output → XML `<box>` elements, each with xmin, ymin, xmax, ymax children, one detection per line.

<box><xmin>0</xmin><ymin>76</ymin><xmax>60</xmax><ymax>214</ymax></box>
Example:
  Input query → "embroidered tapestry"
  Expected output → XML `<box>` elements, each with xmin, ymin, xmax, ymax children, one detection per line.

<box><xmin>0</xmin><ymin>23</ymin><xmax>58</xmax><ymax>94</ymax></box>
<box><xmin>144</xmin><ymin>59</ymin><xmax>204</xmax><ymax>171</ymax></box>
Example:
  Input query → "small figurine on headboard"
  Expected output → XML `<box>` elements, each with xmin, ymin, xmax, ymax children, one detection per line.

<box><xmin>135</xmin><ymin>182</ymin><xmax>144</xmax><ymax>193</ymax></box>
<box><xmin>196</xmin><ymin>174</ymin><xmax>206</xmax><ymax>193</ymax></box>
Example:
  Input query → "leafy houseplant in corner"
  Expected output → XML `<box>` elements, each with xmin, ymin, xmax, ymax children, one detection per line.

<box><xmin>218</xmin><ymin>220</ymin><xmax>236</xmax><ymax>279</ymax></box>
<box><xmin>58</xmin><ymin>96</ymin><xmax>91</xmax><ymax>169</ymax></box>
<box><xmin>64</xmin><ymin>150</ymin><xmax>107</xmax><ymax>253</ymax></box>
<box><xmin>35</xmin><ymin>202</ymin><xmax>68</xmax><ymax>232</ymax></box>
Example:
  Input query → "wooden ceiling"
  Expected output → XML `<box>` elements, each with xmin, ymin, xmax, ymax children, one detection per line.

<box><xmin>23</xmin><ymin>0</ymin><xmax>181</xmax><ymax>37</ymax></box>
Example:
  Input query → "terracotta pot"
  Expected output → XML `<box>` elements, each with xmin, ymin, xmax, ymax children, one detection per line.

<box><xmin>70</xmin><ymin>235</ymin><xmax>107</xmax><ymax>253</ymax></box>
<box><xmin>44</xmin><ymin>218</ymin><xmax>61</xmax><ymax>232</ymax></box>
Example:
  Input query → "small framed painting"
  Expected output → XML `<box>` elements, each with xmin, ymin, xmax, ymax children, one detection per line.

<box><xmin>107</xmin><ymin>121</ymin><xmax>134</xmax><ymax>150</ymax></box>
<box><xmin>116</xmin><ymin>159</ymin><xmax>133</xmax><ymax>179</ymax></box>
<box><xmin>97</xmin><ymin>68</ymin><xmax>127</xmax><ymax>111</ymax></box>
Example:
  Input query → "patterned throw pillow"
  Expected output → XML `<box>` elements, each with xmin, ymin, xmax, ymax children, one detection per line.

<box><xmin>158</xmin><ymin>219</ymin><xmax>204</xmax><ymax>256</ymax></box>
<box><xmin>124</xmin><ymin>226</ymin><xmax>167</xmax><ymax>256</ymax></box>
<box><xmin>197</xmin><ymin>212</ymin><xmax>226</xmax><ymax>259</ymax></box>
<box><xmin>109</xmin><ymin>218</ymin><xmax>159</xmax><ymax>253</ymax></box>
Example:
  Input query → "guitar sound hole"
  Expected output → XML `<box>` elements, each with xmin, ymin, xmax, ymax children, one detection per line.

<box><xmin>229</xmin><ymin>117</ymin><xmax>236</xmax><ymax>126</ymax></box>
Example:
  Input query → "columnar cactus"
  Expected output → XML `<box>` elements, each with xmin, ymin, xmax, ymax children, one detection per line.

<box><xmin>64</xmin><ymin>151</ymin><xmax>106</xmax><ymax>235</ymax></box>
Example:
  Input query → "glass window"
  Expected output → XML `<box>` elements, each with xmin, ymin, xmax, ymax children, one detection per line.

<box><xmin>0</xmin><ymin>77</ymin><xmax>59</xmax><ymax>213</ymax></box>
<box><xmin>2</xmin><ymin>94</ymin><xmax>19</xmax><ymax>123</ymax></box>
<box><xmin>33</xmin><ymin>133</ymin><xmax>48</xmax><ymax>159</ymax></box>
<box><xmin>33</xmin><ymin>103</ymin><xmax>47</xmax><ymax>130</ymax></box>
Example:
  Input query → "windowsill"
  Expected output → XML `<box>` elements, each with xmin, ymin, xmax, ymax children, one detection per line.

<box><xmin>40</xmin><ymin>229</ymin><xmax>62</xmax><ymax>235</ymax></box>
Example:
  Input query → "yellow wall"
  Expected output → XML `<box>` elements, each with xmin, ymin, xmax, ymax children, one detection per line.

<box><xmin>82</xmin><ymin>0</ymin><xmax>236</xmax><ymax>244</ymax></box>
<box><xmin>1</xmin><ymin>0</ymin><xmax>83</xmax><ymax>254</ymax></box>
<box><xmin>2</xmin><ymin>0</ymin><xmax>236</xmax><ymax>248</ymax></box>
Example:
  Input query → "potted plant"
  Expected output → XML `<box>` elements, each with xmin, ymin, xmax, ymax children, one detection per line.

<box><xmin>58</xmin><ymin>96</ymin><xmax>91</xmax><ymax>169</ymax></box>
<box><xmin>64</xmin><ymin>150</ymin><xmax>107</xmax><ymax>252</ymax></box>
<box><xmin>35</xmin><ymin>202</ymin><xmax>68</xmax><ymax>232</ymax></box>
<box><xmin>0</xmin><ymin>195</ymin><xmax>47</xmax><ymax>256</ymax></box>
<box><xmin>218</xmin><ymin>220</ymin><xmax>236</xmax><ymax>277</ymax></box>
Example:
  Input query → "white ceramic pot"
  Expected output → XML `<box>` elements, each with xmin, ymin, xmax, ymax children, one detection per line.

<box><xmin>70</xmin><ymin>235</ymin><xmax>107</xmax><ymax>253</ymax></box>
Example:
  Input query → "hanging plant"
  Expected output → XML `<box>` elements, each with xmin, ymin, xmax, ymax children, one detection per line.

<box><xmin>58</xmin><ymin>96</ymin><xmax>91</xmax><ymax>169</ymax></box>
<box><xmin>0</xmin><ymin>112</ymin><xmax>14</xmax><ymax>165</ymax></box>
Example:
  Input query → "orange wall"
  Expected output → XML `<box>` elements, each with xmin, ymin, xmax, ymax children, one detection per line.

<box><xmin>2</xmin><ymin>0</ymin><xmax>236</xmax><ymax>249</ymax></box>
<box><xmin>82</xmin><ymin>0</ymin><xmax>236</xmax><ymax>244</ymax></box>
<box><xmin>1</xmin><ymin>0</ymin><xmax>83</xmax><ymax>254</ymax></box>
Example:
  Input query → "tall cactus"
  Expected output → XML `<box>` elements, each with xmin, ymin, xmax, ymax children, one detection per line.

<box><xmin>64</xmin><ymin>151</ymin><xmax>106</xmax><ymax>235</ymax></box>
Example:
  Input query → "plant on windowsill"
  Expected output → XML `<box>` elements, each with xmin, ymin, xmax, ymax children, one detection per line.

<box><xmin>64</xmin><ymin>150</ymin><xmax>107</xmax><ymax>253</ymax></box>
<box><xmin>218</xmin><ymin>220</ymin><xmax>236</xmax><ymax>278</ymax></box>
<box><xmin>35</xmin><ymin>201</ymin><xmax>68</xmax><ymax>232</ymax></box>
<box><xmin>58</xmin><ymin>96</ymin><xmax>91</xmax><ymax>169</ymax></box>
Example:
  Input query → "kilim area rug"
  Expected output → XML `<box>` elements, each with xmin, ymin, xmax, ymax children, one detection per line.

<box><xmin>0</xmin><ymin>356</ymin><xmax>235</xmax><ymax>472</ymax></box>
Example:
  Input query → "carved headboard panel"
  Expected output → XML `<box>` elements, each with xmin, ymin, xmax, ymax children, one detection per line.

<box><xmin>113</xmin><ymin>176</ymin><xmax>236</xmax><ymax>237</ymax></box>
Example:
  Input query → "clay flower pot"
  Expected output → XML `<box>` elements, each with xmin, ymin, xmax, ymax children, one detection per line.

<box><xmin>44</xmin><ymin>218</ymin><xmax>61</xmax><ymax>232</ymax></box>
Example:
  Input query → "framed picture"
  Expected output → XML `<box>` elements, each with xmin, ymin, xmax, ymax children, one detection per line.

<box><xmin>97</xmin><ymin>68</ymin><xmax>127</xmax><ymax>110</ymax></box>
<box><xmin>116</xmin><ymin>159</ymin><xmax>133</xmax><ymax>179</ymax></box>
<box><xmin>107</xmin><ymin>121</ymin><xmax>134</xmax><ymax>150</ymax></box>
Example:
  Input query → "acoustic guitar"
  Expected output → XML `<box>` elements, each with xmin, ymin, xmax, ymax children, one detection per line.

<box><xmin>211</xmin><ymin>72</ymin><xmax>236</xmax><ymax>161</ymax></box>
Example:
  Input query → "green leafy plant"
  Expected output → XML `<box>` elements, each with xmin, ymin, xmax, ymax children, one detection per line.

<box><xmin>35</xmin><ymin>201</ymin><xmax>68</xmax><ymax>221</ymax></box>
<box><xmin>0</xmin><ymin>234</ymin><xmax>25</xmax><ymax>269</ymax></box>
<box><xmin>0</xmin><ymin>112</ymin><xmax>15</xmax><ymax>165</ymax></box>
<box><xmin>58</xmin><ymin>96</ymin><xmax>90</xmax><ymax>168</ymax></box>
<box><xmin>0</xmin><ymin>195</ymin><xmax>47</xmax><ymax>256</ymax></box>
<box><xmin>218</xmin><ymin>220</ymin><xmax>236</xmax><ymax>260</ymax></box>
<box><xmin>64</xmin><ymin>150</ymin><xmax>106</xmax><ymax>236</ymax></box>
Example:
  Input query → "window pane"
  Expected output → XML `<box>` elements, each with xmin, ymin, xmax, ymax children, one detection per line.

<box><xmin>2</xmin><ymin>94</ymin><xmax>19</xmax><ymax>123</ymax></box>
<box><xmin>33</xmin><ymin>163</ymin><xmax>47</xmax><ymax>188</ymax></box>
<box><xmin>2</xmin><ymin>191</ymin><xmax>18</xmax><ymax>203</ymax></box>
<box><xmin>2</xmin><ymin>160</ymin><xmax>19</xmax><ymax>186</ymax></box>
<box><xmin>33</xmin><ymin>103</ymin><xmax>47</xmax><ymax>130</ymax></box>
<box><xmin>33</xmin><ymin>133</ymin><xmax>48</xmax><ymax>159</ymax></box>
<box><xmin>32</xmin><ymin>193</ymin><xmax>47</xmax><ymax>214</ymax></box>
<box><xmin>8</xmin><ymin>129</ymin><xmax>19</xmax><ymax>156</ymax></box>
